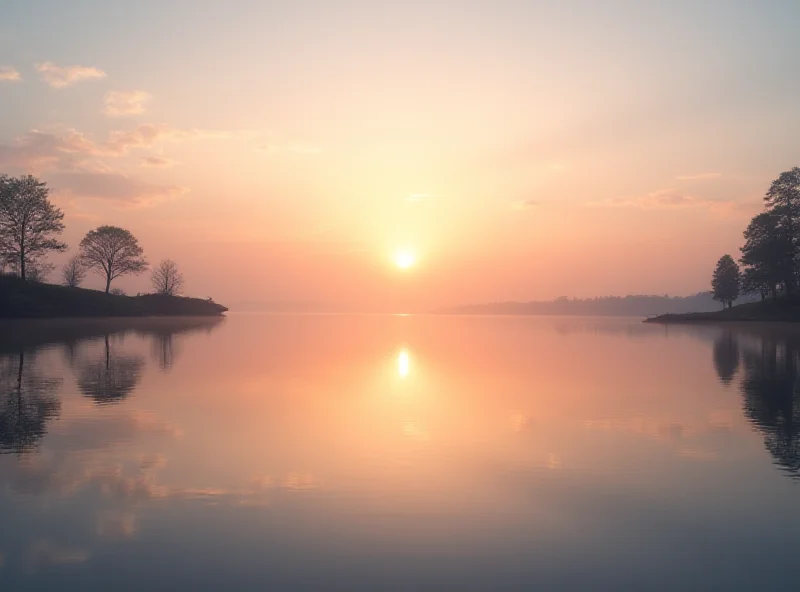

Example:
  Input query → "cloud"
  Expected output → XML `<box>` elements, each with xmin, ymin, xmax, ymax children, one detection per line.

<box><xmin>0</xmin><ymin>66</ymin><xmax>20</xmax><ymax>81</ymax></box>
<box><xmin>281</xmin><ymin>473</ymin><xmax>319</xmax><ymax>491</ymax></box>
<box><xmin>0</xmin><ymin>129</ymin><xmax>101</xmax><ymax>172</ymax></box>
<box><xmin>258</xmin><ymin>143</ymin><xmax>321</xmax><ymax>155</ymax></box>
<box><xmin>35</xmin><ymin>61</ymin><xmax>106</xmax><ymax>88</ymax></box>
<box><xmin>105</xmin><ymin>123</ymin><xmax>227</xmax><ymax>155</ymax></box>
<box><xmin>406</xmin><ymin>192</ymin><xmax>432</xmax><ymax>202</ymax></box>
<box><xmin>140</xmin><ymin>155</ymin><xmax>177</xmax><ymax>168</ymax></box>
<box><xmin>50</xmin><ymin>170</ymin><xmax>189</xmax><ymax>208</ymax></box>
<box><xmin>0</xmin><ymin>125</ymin><xmax>221</xmax><ymax>172</ymax></box>
<box><xmin>676</xmin><ymin>172</ymin><xmax>722</xmax><ymax>181</ymax></box>
<box><xmin>595</xmin><ymin>189</ymin><xmax>736</xmax><ymax>210</ymax></box>
<box><xmin>104</xmin><ymin>90</ymin><xmax>151</xmax><ymax>117</ymax></box>
<box><xmin>512</xmin><ymin>199</ymin><xmax>539</xmax><ymax>210</ymax></box>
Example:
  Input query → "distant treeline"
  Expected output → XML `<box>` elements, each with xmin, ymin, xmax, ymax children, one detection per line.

<box><xmin>437</xmin><ymin>292</ymin><xmax>758</xmax><ymax>317</ymax></box>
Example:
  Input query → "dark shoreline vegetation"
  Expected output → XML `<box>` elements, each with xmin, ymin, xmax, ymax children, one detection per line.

<box><xmin>645</xmin><ymin>297</ymin><xmax>800</xmax><ymax>324</ymax></box>
<box><xmin>1</xmin><ymin>174</ymin><xmax>226</xmax><ymax>317</ymax></box>
<box><xmin>0</xmin><ymin>275</ymin><xmax>227</xmax><ymax>319</ymax></box>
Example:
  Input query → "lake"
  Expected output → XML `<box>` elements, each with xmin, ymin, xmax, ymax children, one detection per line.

<box><xmin>1</xmin><ymin>314</ymin><xmax>799</xmax><ymax>591</ymax></box>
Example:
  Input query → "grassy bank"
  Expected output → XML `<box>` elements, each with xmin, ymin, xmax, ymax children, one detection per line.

<box><xmin>644</xmin><ymin>297</ymin><xmax>800</xmax><ymax>323</ymax></box>
<box><xmin>0</xmin><ymin>275</ymin><xmax>228</xmax><ymax>318</ymax></box>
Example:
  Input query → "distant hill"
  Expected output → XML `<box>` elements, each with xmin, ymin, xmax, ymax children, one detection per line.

<box><xmin>435</xmin><ymin>292</ymin><xmax>760</xmax><ymax>317</ymax></box>
<box><xmin>0</xmin><ymin>275</ymin><xmax>228</xmax><ymax>318</ymax></box>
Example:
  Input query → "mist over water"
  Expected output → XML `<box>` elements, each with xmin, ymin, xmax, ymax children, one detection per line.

<box><xmin>0</xmin><ymin>314</ymin><xmax>799</xmax><ymax>591</ymax></box>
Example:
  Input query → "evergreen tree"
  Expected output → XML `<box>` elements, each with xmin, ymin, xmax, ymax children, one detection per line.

<box><xmin>712</xmin><ymin>254</ymin><xmax>740</xmax><ymax>309</ymax></box>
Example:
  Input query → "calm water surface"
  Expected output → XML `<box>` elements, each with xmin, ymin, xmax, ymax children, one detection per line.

<box><xmin>0</xmin><ymin>314</ymin><xmax>799</xmax><ymax>591</ymax></box>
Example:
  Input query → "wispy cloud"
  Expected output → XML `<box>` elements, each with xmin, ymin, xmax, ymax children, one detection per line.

<box><xmin>258</xmin><ymin>142</ymin><xmax>321</xmax><ymax>155</ymax></box>
<box><xmin>406</xmin><ymin>192</ymin><xmax>432</xmax><ymax>202</ymax></box>
<box><xmin>595</xmin><ymin>189</ymin><xmax>727</xmax><ymax>210</ymax></box>
<box><xmin>512</xmin><ymin>199</ymin><xmax>539</xmax><ymax>210</ymax></box>
<box><xmin>676</xmin><ymin>172</ymin><xmax>722</xmax><ymax>181</ymax></box>
<box><xmin>140</xmin><ymin>155</ymin><xmax>177</xmax><ymax>168</ymax></box>
<box><xmin>0</xmin><ymin>129</ymin><xmax>98</xmax><ymax>172</ymax></box>
<box><xmin>0</xmin><ymin>66</ymin><xmax>21</xmax><ymax>82</ymax></box>
<box><xmin>104</xmin><ymin>90</ymin><xmax>151</xmax><ymax>116</ymax></box>
<box><xmin>35</xmin><ymin>61</ymin><xmax>106</xmax><ymax>88</ymax></box>
<box><xmin>591</xmin><ymin>189</ymin><xmax>761</xmax><ymax>217</ymax></box>
<box><xmin>106</xmin><ymin>123</ymin><xmax>228</xmax><ymax>154</ymax></box>
<box><xmin>0</xmin><ymin>124</ymin><xmax>225</xmax><ymax>172</ymax></box>
<box><xmin>50</xmin><ymin>169</ymin><xmax>189</xmax><ymax>209</ymax></box>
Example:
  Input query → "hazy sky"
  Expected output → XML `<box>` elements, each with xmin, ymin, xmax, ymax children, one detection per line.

<box><xmin>1</xmin><ymin>0</ymin><xmax>798</xmax><ymax>310</ymax></box>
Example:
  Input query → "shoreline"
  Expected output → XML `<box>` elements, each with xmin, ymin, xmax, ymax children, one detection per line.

<box><xmin>0</xmin><ymin>275</ymin><xmax>228</xmax><ymax>319</ymax></box>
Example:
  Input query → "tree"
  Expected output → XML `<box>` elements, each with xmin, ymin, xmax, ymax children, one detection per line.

<box><xmin>61</xmin><ymin>254</ymin><xmax>86</xmax><ymax>287</ymax></box>
<box><xmin>79</xmin><ymin>226</ymin><xmax>148</xmax><ymax>293</ymax></box>
<box><xmin>763</xmin><ymin>167</ymin><xmax>800</xmax><ymax>294</ymax></box>
<box><xmin>26</xmin><ymin>261</ymin><xmax>54</xmax><ymax>283</ymax></box>
<box><xmin>712</xmin><ymin>254</ymin><xmax>740</xmax><ymax>309</ymax></box>
<box><xmin>740</xmin><ymin>211</ymin><xmax>791</xmax><ymax>299</ymax></box>
<box><xmin>151</xmin><ymin>259</ymin><xmax>184</xmax><ymax>296</ymax></box>
<box><xmin>0</xmin><ymin>175</ymin><xmax>67</xmax><ymax>280</ymax></box>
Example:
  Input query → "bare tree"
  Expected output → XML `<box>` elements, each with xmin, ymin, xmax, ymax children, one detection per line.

<box><xmin>26</xmin><ymin>262</ymin><xmax>54</xmax><ymax>283</ymax></box>
<box><xmin>0</xmin><ymin>175</ymin><xmax>67</xmax><ymax>280</ymax></box>
<box><xmin>151</xmin><ymin>259</ymin><xmax>184</xmax><ymax>296</ymax></box>
<box><xmin>79</xmin><ymin>226</ymin><xmax>148</xmax><ymax>293</ymax></box>
<box><xmin>61</xmin><ymin>255</ymin><xmax>86</xmax><ymax>287</ymax></box>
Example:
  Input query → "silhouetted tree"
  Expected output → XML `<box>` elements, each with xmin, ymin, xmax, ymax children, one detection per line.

<box><xmin>79</xmin><ymin>226</ymin><xmax>148</xmax><ymax>293</ymax></box>
<box><xmin>151</xmin><ymin>259</ymin><xmax>184</xmax><ymax>296</ymax></box>
<box><xmin>77</xmin><ymin>335</ymin><xmax>145</xmax><ymax>404</ymax></box>
<box><xmin>740</xmin><ymin>211</ymin><xmax>790</xmax><ymax>299</ymax></box>
<box><xmin>711</xmin><ymin>254</ymin><xmax>740</xmax><ymax>309</ymax></box>
<box><xmin>61</xmin><ymin>254</ymin><xmax>86</xmax><ymax>288</ymax></box>
<box><xmin>0</xmin><ymin>175</ymin><xmax>67</xmax><ymax>280</ymax></box>
<box><xmin>0</xmin><ymin>351</ymin><xmax>62</xmax><ymax>454</ymax></box>
<box><xmin>713</xmin><ymin>331</ymin><xmax>740</xmax><ymax>385</ymax></box>
<box><xmin>25</xmin><ymin>261</ymin><xmax>54</xmax><ymax>283</ymax></box>
<box><xmin>763</xmin><ymin>167</ymin><xmax>800</xmax><ymax>294</ymax></box>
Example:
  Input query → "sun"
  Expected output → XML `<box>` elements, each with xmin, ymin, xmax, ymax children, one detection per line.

<box><xmin>394</xmin><ymin>250</ymin><xmax>416</xmax><ymax>269</ymax></box>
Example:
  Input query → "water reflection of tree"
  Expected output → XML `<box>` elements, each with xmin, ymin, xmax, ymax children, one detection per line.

<box><xmin>713</xmin><ymin>331</ymin><xmax>740</xmax><ymax>385</ymax></box>
<box><xmin>149</xmin><ymin>330</ymin><xmax>177</xmax><ymax>370</ymax></box>
<box><xmin>77</xmin><ymin>336</ymin><xmax>145</xmax><ymax>405</ymax></box>
<box><xmin>731</xmin><ymin>333</ymin><xmax>800</xmax><ymax>480</ymax></box>
<box><xmin>0</xmin><ymin>351</ymin><xmax>62</xmax><ymax>454</ymax></box>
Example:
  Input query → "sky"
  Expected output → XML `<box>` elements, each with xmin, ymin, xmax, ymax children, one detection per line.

<box><xmin>1</xmin><ymin>0</ymin><xmax>799</xmax><ymax>311</ymax></box>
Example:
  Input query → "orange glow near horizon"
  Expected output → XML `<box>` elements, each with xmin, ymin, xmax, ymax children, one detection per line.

<box><xmin>1</xmin><ymin>2</ymin><xmax>795</xmax><ymax>310</ymax></box>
